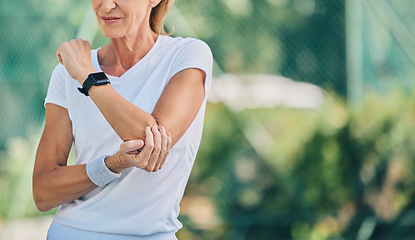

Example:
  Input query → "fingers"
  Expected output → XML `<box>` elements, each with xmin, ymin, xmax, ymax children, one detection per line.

<box><xmin>56</xmin><ymin>39</ymin><xmax>90</xmax><ymax>62</ymax></box>
<box><xmin>135</xmin><ymin>126</ymin><xmax>155</xmax><ymax>169</ymax></box>
<box><xmin>55</xmin><ymin>38</ymin><xmax>94</xmax><ymax>82</ymax></box>
<box><xmin>147</xmin><ymin>126</ymin><xmax>161</xmax><ymax>172</ymax></box>
<box><xmin>125</xmin><ymin>126</ymin><xmax>171</xmax><ymax>172</ymax></box>
<box><xmin>159</xmin><ymin>132</ymin><xmax>172</xmax><ymax>170</ymax></box>
<box><xmin>153</xmin><ymin>126</ymin><xmax>168</xmax><ymax>171</ymax></box>
<box><xmin>120</xmin><ymin>139</ymin><xmax>144</xmax><ymax>153</ymax></box>
<box><xmin>56</xmin><ymin>49</ymin><xmax>63</xmax><ymax>64</ymax></box>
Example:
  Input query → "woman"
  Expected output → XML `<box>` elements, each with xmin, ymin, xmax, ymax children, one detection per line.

<box><xmin>32</xmin><ymin>0</ymin><xmax>212</xmax><ymax>238</ymax></box>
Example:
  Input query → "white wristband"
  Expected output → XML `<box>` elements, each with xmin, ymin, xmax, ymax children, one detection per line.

<box><xmin>86</xmin><ymin>156</ymin><xmax>120</xmax><ymax>187</ymax></box>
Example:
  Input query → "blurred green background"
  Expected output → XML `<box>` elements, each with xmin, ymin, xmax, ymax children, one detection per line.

<box><xmin>1</xmin><ymin>0</ymin><xmax>415</xmax><ymax>239</ymax></box>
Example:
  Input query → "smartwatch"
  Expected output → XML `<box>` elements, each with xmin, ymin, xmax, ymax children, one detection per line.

<box><xmin>78</xmin><ymin>72</ymin><xmax>110</xmax><ymax>96</ymax></box>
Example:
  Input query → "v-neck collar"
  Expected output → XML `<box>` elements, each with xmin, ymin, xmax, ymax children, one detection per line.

<box><xmin>93</xmin><ymin>35</ymin><xmax>165</xmax><ymax>79</ymax></box>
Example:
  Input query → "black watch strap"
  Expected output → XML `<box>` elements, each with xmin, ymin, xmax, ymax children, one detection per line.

<box><xmin>78</xmin><ymin>76</ymin><xmax>94</xmax><ymax>96</ymax></box>
<box><xmin>78</xmin><ymin>72</ymin><xmax>110</xmax><ymax>96</ymax></box>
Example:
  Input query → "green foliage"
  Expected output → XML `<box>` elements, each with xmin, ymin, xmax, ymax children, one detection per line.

<box><xmin>1</xmin><ymin>1</ymin><xmax>414</xmax><ymax>239</ymax></box>
<box><xmin>0</xmin><ymin>135</ymin><xmax>57</xmax><ymax>221</ymax></box>
<box><xmin>174</xmin><ymin>0</ymin><xmax>346</xmax><ymax>93</ymax></box>
<box><xmin>0</xmin><ymin>0</ymin><xmax>88</xmax><ymax>150</ymax></box>
<box><xmin>1</xmin><ymin>88</ymin><xmax>413</xmax><ymax>238</ymax></box>
<box><xmin>179</xmin><ymin>89</ymin><xmax>415</xmax><ymax>239</ymax></box>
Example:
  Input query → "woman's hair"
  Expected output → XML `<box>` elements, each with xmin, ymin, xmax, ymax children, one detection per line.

<box><xmin>150</xmin><ymin>0</ymin><xmax>174</xmax><ymax>35</ymax></box>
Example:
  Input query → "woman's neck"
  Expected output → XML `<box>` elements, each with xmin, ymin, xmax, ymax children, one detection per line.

<box><xmin>98</xmin><ymin>29</ymin><xmax>159</xmax><ymax>77</ymax></box>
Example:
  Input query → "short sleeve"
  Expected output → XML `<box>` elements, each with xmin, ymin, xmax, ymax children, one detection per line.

<box><xmin>169</xmin><ymin>39</ymin><xmax>213</xmax><ymax>99</ymax></box>
<box><xmin>45</xmin><ymin>63</ymin><xmax>67</xmax><ymax>109</ymax></box>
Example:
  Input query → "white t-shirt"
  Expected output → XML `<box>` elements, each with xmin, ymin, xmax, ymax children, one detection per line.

<box><xmin>45</xmin><ymin>35</ymin><xmax>213</xmax><ymax>239</ymax></box>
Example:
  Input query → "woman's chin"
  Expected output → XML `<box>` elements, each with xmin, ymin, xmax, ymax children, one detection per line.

<box><xmin>100</xmin><ymin>29</ymin><xmax>126</xmax><ymax>39</ymax></box>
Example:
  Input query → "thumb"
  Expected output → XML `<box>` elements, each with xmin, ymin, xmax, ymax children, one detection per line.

<box><xmin>120</xmin><ymin>140</ymin><xmax>144</xmax><ymax>153</ymax></box>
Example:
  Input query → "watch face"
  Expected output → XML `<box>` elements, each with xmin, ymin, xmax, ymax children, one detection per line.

<box><xmin>91</xmin><ymin>72</ymin><xmax>108</xmax><ymax>81</ymax></box>
<box><xmin>95</xmin><ymin>79</ymin><xmax>110</xmax><ymax>85</ymax></box>
<box><xmin>91</xmin><ymin>72</ymin><xmax>110</xmax><ymax>86</ymax></box>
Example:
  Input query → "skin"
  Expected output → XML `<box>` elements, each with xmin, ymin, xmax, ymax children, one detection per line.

<box><xmin>33</xmin><ymin>0</ymin><xmax>206</xmax><ymax>212</ymax></box>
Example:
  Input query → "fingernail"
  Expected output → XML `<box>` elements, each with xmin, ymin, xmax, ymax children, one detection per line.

<box><xmin>161</xmin><ymin>126</ymin><xmax>165</xmax><ymax>132</ymax></box>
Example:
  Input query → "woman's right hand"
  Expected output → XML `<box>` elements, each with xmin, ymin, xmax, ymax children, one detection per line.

<box><xmin>56</xmin><ymin>38</ymin><xmax>96</xmax><ymax>84</ymax></box>
<box><xmin>119</xmin><ymin>126</ymin><xmax>172</xmax><ymax>172</ymax></box>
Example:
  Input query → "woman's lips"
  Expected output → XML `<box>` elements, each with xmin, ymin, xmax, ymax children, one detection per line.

<box><xmin>101</xmin><ymin>16</ymin><xmax>121</xmax><ymax>24</ymax></box>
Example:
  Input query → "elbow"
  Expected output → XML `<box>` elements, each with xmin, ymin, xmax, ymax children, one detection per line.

<box><xmin>37</xmin><ymin>205</ymin><xmax>53</xmax><ymax>213</ymax></box>
<box><xmin>35</xmin><ymin>202</ymin><xmax>53</xmax><ymax>213</ymax></box>
<box><xmin>151</xmin><ymin>114</ymin><xmax>163</xmax><ymax>128</ymax></box>
<box><xmin>33</xmin><ymin>195</ymin><xmax>53</xmax><ymax>212</ymax></box>
<box><xmin>148</xmin><ymin>115</ymin><xmax>159</xmax><ymax>128</ymax></box>
<box><xmin>33</xmin><ymin>184</ymin><xmax>55</xmax><ymax>212</ymax></box>
<box><xmin>121</xmin><ymin>117</ymin><xmax>158</xmax><ymax>142</ymax></box>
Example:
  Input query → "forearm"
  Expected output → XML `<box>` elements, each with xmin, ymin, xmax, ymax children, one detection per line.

<box><xmin>75</xmin><ymin>68</ymin><xmax>205</xmax><ymax>146</ymax></box>
<box><xmin>57</xmin><ymin>39</ymin><xmax>206</xmax><ymax>145</ymax></box>
<box><xmin>57</xmin><ymin>48</ymin><xmax>157</xmax><ymax>142</ymax></box>
<box><xmin>33</xmin><ymin>164</ymin><xmax>96</xmax><ymax>212</ymax></box>
<box><xmin>33</xmin><ymin>104</ymin><xmax>93</xmax><ymax>212</ymax></box>
<box><xmin>33</xmin><ymin>152</ymin><xmax>130</xmax><ymax>212</ymax></box>
<box><xmin>88</xmin><ymin>84</ymin><xmax>157</xmax><ymax>142</ymax></box>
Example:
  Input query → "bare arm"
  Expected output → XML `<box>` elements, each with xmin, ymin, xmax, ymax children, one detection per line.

<box><xmin>34</xmin><ymin>38</ymin><xmax>205</xmax><ymax>212</ymax></box>
<box><xmin>57</xmin><ymin>39</ymin><xmax>206</xmax><ymax>146</ymax></box>
<box><xmin>88</xmin><ymin>67</ymin><xmax>205</xmax><ymax>145</ymax></box>
<box><xmin>33</xmin><ymin>104</ymin><xmax>171</xmax><ymax>212</ymax></box>
<box><xmin>32</xmin><ymin>104</ymin><xmax>96</xmax><ymax>212</ymax></box>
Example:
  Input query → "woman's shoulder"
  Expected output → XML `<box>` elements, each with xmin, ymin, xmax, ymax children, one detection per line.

<box><xmin>161</xmin><ymin>35</ymin><xmax>211</xmax><ymax>52</ymax></box>
<box><xmin>50</xmin><ymin>63</ymin><xmax>70</xmax><ymax>80</ymax></box>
